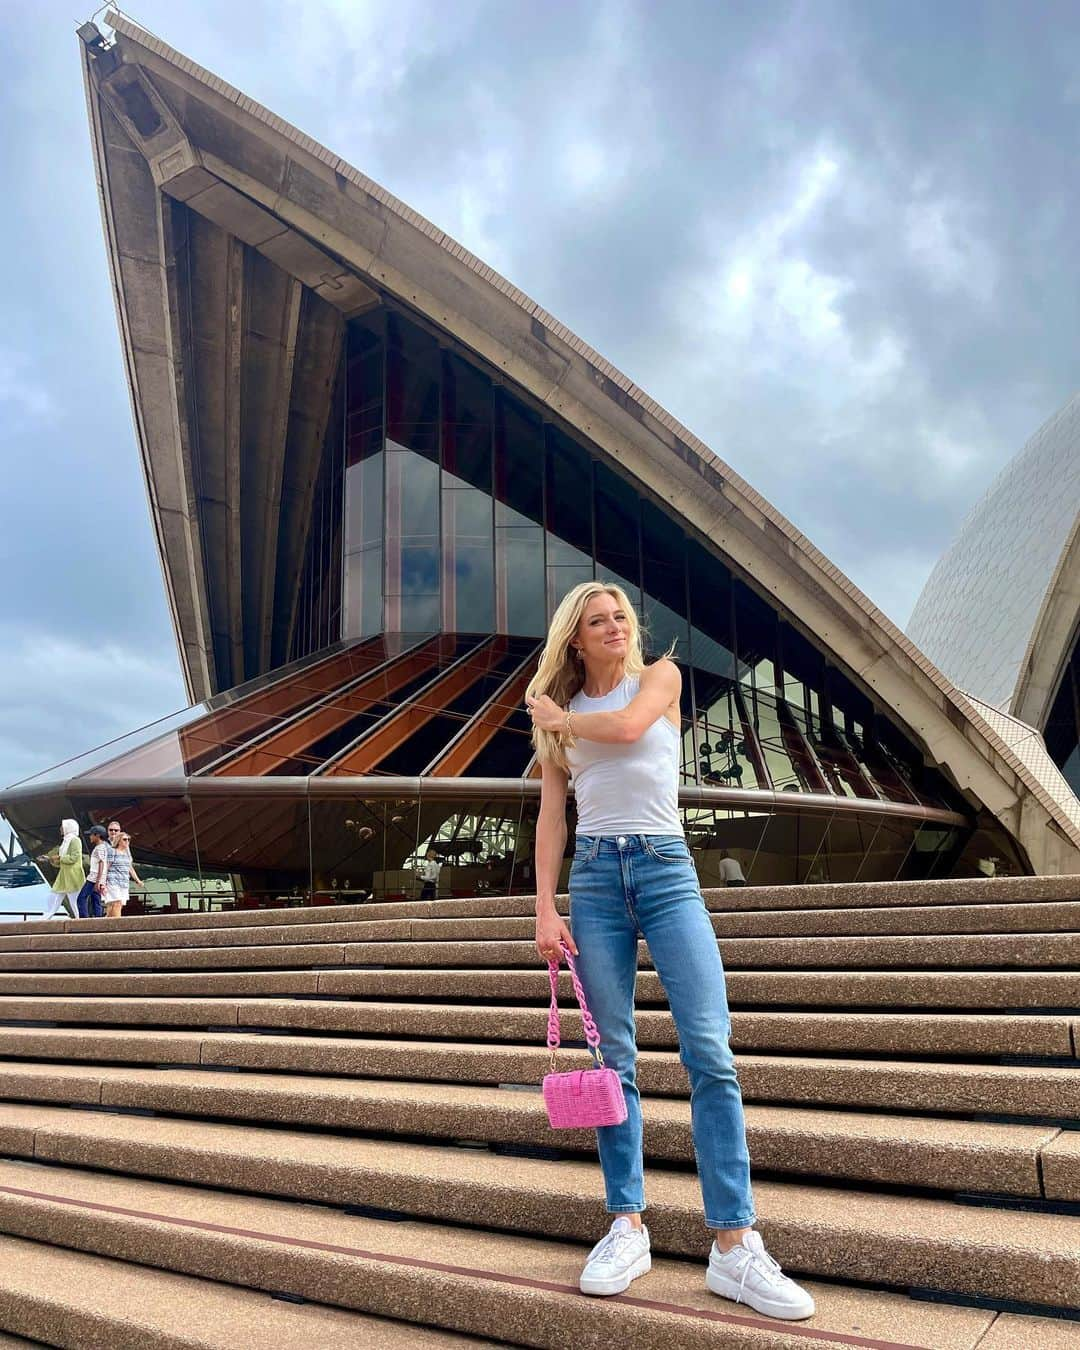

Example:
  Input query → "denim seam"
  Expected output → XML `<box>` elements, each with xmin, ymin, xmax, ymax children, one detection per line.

<box><xmin>607</xmin><ymin>1203</ymin><xmax>645</xmax><ymax>1214</ymax></box>
<box><xmin>706</xmin><ymin>1214</ymin><xmax>757</xmax><ymax>1230</ymax></box>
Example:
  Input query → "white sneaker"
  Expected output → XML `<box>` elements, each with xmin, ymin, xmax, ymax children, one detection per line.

<box><xmin>579</xmin><ymin>1217</ymin><xmax>651</xmax><ymax>1296</ymax></box>
<box><xmin>706</xmin><ymin>1231</ymin><xmax>815</xmax><ymax>1320</ymax></box>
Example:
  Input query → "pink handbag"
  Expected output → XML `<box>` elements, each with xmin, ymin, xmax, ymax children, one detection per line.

<box><xmin>543</xmin><ymin>942</ymin><xmax>627</xmax><ymax>1130</ymax></box>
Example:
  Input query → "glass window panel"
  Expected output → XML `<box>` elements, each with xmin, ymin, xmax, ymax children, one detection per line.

<box><xmin>734</xmin><ymin>580</ymin><xmax>778</xmax><ymax>697</ymax></box>
<box><xmin>687</xmin><ymin>540</ymin><xmax>733</xmax><ymax>665</ymax></box>
<box><xmin>385</xmin><ymin>445</ymin><xmax>440</xmax><ymax>630</ymax></box>
<box><xmin>641</xmin><ymin>501</ymin><xmax>688</xmax><ymax>656</ymax></box>
<box><xmin>496</xmin><ymin>527</ymin><xmax>546</xmax><ymax>636</ymax></box>
<box><xmin>545</xmin><ymin>426</ymin><xmax>592</xmax><ymax>559</ymax></box>
<box><xmin>310</xmin><ymin>797</ymin><xmax>391</xmax><ymax>901</ymax></box>
<box><xmin>343</xmin><ymin>547</ymin><xmax>383</xmax><ymax>640</ymax></box>
<box><xmin>442</xmin><ymin>351</ymin><xmax>492</xmax><ymax>493</ymax></box>
<box><xmin>494</xmin><ymin>390</ymin><xmax>544</xmax><ymax>527</ymax></box>
<box><xmin>386</xmin><ymin>314</ymin><xmax>440</xmax><ymax>459</ymax></box>
<box><xmin>400</xmin><ymin>545</ymin><xmax>440</xmax><ymax>595</ymax></box>
<box><xmin>189</xmin><ymin>793</ymin><xmax>311</xmax><ymax>893</ymax></box>
<box><xmin>601</xmin><ymin>574</ymin><xmax>641</xmax><ymax>611</ymax></box>
<box><xmin>442</xmin><ymin>485</ymin><xmax>494</xmax><ymax>633</ymax></box>
<box><xmin>780</xmin><ymin>621</ymin><xmax>823</xmax><ymax>709</ymax></box>
<box><xmin>344</xmin><ymin>450</ymin><xmax>384</xmax><ymax>553</ymax></box>
<box><xmin>693</xmin><ymin>677</ymin><xmax>763</xmax><ymax>788</ymax></box>
<box><xmin>400</xmin><ymin>593</ymin><xmax>441</xmax><ymax>633</ymax></box>
<box><xmin>682</xmin><ymin>805</ymin><xmax>774</xmax><ymax>888</ymax></box>
<box><xmin>346</xmin><ymin>317</ymin><xmax>383</xmax><ymax>468</ymax></box>
<box><xmin>641</xmin><ymin>501</ymin><xmax>686</xmax><ymax>612</ymax></box>
<box><xmin>547</xmin><ymin>562</ymin><xmax>595</xmax><ymax>618</ymax></box>
<box><xmin>594</xmin><ymin>461</ymin><xmax>640</xmax><ymax>589</ymax></box>
<box><xmin>751</xmin><ymin>690</ymin><xmax>811</xmax><ymax>792</ymax></box>
<box><xmin>1045</xmin><ymin>657</ymin><xmax>1080</xmax><ymax>793</ymax></box>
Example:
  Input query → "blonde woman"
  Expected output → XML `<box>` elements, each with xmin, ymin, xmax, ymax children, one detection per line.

<box><xmin>102</xmin><ymin>831</ymin><xmax>143</xmax><ymax>919</ymax></box>
<box><xmin>526</xmin><ymin>581</ymin><xmax>813</xmax><ymax>1319</ymax></box>
<box><xmin>38</xmin><ymin>819</ymin><xmax>85</xmax><ymax>920</ymax></box>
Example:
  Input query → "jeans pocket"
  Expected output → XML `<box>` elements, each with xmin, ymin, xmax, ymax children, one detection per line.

<box><xmin>572</xmin><ymin>837</ymin><xmax>596</xmax><ymax>868</ymax></box>
<box><xmin>645</xmin><ymin>837</ymin><xmax>691</xmax><ymax>864</ymax></box>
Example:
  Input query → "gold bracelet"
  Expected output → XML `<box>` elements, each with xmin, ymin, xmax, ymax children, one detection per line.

<box><xmin>565</xmin><ymin>709</ymin><xmax>575</xmax><ymax>740</ymax></box>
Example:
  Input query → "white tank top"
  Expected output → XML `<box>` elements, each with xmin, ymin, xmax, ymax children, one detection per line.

<box><xmin>566</xmin><ymin>674</ymin><xmax>684</xmax><ymax>836</ymax></box>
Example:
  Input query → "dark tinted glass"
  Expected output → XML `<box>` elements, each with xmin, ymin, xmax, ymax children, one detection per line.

<box><xmin>494</xmin><ymin>390</ymin><xmax>543</xmax><ymax>527</ymax></box>
<box><xmin>346</xmin><ymin>318</ymin><xmax>383</xmax><ymax>467</ymax></box>
<box><xmin>641</xmin><ymin>498</ymin><xmax>688</xmax><ymax>655</ymax></box>
<box><xmin>386</xmin><ymin>313</ymin><xmax>439</xmax><ymax>459</ymax></box>
<box><xmin>595</xmin><ymin>461</ymin><xmax>640</xmax><ymax>593</ymax></box>
<box><xmin>734</xmin><ymin>579</ymin><xmax>777</xmax><ymax>697</ymax></box>
<box><xmin>545</xmin><ymin>425</ymin><xmax>592</xmax><ymax>559</ymax></box>
<box><xmin>442</xmin><ymin>351</ymin><xmax>492</xmax><ymax>493</ymax></box>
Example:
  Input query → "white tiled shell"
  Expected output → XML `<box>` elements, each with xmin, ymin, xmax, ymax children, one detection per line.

<box><xmin>908</xmin><ymin>395</ymin><xmax>1080</xmax><ymax>710</ymax></box>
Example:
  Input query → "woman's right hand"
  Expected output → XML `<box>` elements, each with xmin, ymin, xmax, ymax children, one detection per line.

<box><xmin>535</xmin><ymin>907</ymin><xmax>578</xmax><ymax>963</ymax></box>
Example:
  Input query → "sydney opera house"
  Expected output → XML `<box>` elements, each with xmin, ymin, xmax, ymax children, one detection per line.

<box><xmin>4</xmin><ymin>14</ymin><xmax>1080</xmax><ymax>904</ymax></box>
<box><xmin>910</xmin><ymin>394</ymin><xmax>1080</xmax><ymax>800</ymax></box>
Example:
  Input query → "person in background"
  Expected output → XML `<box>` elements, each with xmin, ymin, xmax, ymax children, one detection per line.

<box><xmin>38</xmin><ymin>819</ymin><xmax>85</xmax><ymax>920</ymax></box>
<box><xmin>103</xmin><ymin>831</ymin><xmax>143</xmax><ymax>919</ymax></box>
<box><xmin>81</xmin><ymin>825</ymin><xmax>110</xmax><ymax>918</ymax></box>
<box><xmin>717</xmin><ymin>851</ymin><xmax>747</xmax><ymax>887</ymax></box>
<box><xmin>418</xmin><ymin>849</ymin><xmax>442</xmax><ymax>902</ymax></box>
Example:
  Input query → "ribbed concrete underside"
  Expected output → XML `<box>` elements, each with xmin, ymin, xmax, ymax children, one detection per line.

<box><xmin>0</xmin><ymin>875</ymin><xmax>1076</xmax><ymax>1347</ymax></box>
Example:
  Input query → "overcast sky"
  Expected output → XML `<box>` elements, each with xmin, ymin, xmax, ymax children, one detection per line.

<box><xmin>2</xmin><ymin>0</ymin><xmax>1079</xmax><ymax>790</ymax></box>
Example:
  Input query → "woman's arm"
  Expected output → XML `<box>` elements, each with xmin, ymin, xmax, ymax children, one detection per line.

<box><xmin>529</xmin><ymin>660</ymin><xmax>680</xmax><ymax>745</ymax></box>
<box><xmin>129</xmin><ymin>865</ymin><xmax>143</xmax><ymax>887</ymax></box>
<box><xmin>534</xmin><ymin>762</ymin><xmax>577</xmax><ymax>959</ymax></box>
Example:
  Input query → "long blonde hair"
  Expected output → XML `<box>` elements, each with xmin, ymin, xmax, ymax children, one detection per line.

<box><xmin>528</xmin><ymin>581</ymin><xmax>646</xmax><ymax>771</ymax></box>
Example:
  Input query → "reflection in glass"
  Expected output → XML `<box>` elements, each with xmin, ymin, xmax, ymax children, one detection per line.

<box><xmin>385</xmin><ymin>443</ymin><xmax>440</xmax><ymax>633</ymax></box>
<box><xmin>407</xmin><ymin>796</ymin><xmax>531</xmax><ymax>898</ymax></box>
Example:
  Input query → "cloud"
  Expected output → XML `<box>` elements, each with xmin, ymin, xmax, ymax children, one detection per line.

<box><xmin>4</xmin><ymin>0</ymin><xmax>1080</xmax><ymax>777</ymax></box>
<box><xmin>0</xmin><ymin>633</ymin><xmax>185</xmax><ymax>789</ymax></box>
<box><xmin>0</xmin><ymin>348</ymin><xmax>54</xmax><ymax>426</ymax></box>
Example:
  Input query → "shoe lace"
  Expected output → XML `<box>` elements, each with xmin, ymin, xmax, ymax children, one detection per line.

<box><xmin>591</xmin><ymin>1228</ymin><xmax>638</xmax><ymax>1268</ymax></box>
<box><xmin>733</xmin><ymin>1243</ymin><xmax>786</xmax><ymax>1302</ymax></box>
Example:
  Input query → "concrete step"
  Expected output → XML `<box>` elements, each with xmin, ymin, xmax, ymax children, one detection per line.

<box><xmin>1</xmin><ymin>966</ymin><xmax>1078</xmax><ymax>1010</ymax></box>
<box><xmin>0</xmin><ymin>1230</ymin><xmax>482</xmax><ymax>1349</ymax></box>
<box><xmin>0</xmin><ymin>971</ymin><xmax>322</xmax><ymax>998</ymax></box>
<box><xmin>0</xmin><ymin>1158</ymin><xmax>1016</xmax><ymax>1350</ymax></box>
<box><xmin>315</xmin><ymin>966</ymin><xmax>1080</xmax><ymax>1009</ymax></box>
<box><xmin>0</xmin><ymin>1061</ymin><xmax>1062</xmax><ymax>1196</ymax></box>
<box><xmin>1</xmin><ymin>1026</ymin><xmax>1077</xmax><ymax>1118</ymax></box>
<box><xmin>10</xmin><ymin>900</ymin><xmax>1080</xmax><ymax>954</ymax></box>
<box><xmin>4</xmin><ymin>874</ymin><xmax>1076</xmax><ymax>940</ymax></box>
<box><xmin>0</xmin><ymin>1104</ymin><xmax>1074</xmax><ymax>1306</ymax></box>
<box><xmin>1</xmin><ymin>931</ymin><xmax>1078</xmax><ymax>973</ymax></box>
<box><xmin>0</xmin><ymin>995</ymin><xmax>1072</xmax><ymax>1058</ymax></box>
<box><xmin>0</xmin><ymin>943</ymin><xmax>349</xmax><ymax>973</ymax></box>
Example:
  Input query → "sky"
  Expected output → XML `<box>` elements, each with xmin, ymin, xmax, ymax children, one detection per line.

<box><xmin>2</xmin><ymin>0</ymin><xmax>1079</xmax><ymax>791</ymax></box>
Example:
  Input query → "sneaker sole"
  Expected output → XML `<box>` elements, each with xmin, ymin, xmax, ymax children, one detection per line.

<box><xmin>706</xmin><ymin>1267</ymin><xmax>815</xmax><ymax>1321</ymax></box>
<box><xmin>579</xmin><ymin>1251</ymin><xmax>651</xmax><ymax>1297</ymax></box>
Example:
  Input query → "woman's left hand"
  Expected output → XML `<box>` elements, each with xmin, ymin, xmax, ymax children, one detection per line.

<box><xmin>526</xmin><ymin>693</ymin><xmax>565</xmax><ymax>732</ymax></box>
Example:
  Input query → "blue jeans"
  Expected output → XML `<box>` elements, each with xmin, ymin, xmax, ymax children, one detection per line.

<box><xmin>569</xmin><ymin>833</ymin><xmax>755</xmax><ymax>1230</ymax></box>
<box><xmin>76</xmin><ymin>882</ymin><xmax>104</xmax><ymax>919</ymax></box>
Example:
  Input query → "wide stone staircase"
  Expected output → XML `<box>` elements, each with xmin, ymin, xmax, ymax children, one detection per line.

<box><xmin>0</xmin><ymin>875</ymin><xmax>1075</xmax><ymax>1348</ymax></box>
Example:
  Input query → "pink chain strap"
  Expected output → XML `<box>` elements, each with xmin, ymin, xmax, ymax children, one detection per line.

<box><xmin>547</xmin><ymin>941</ymin><xmax>604</xmax><ymax>1068</ymax></box>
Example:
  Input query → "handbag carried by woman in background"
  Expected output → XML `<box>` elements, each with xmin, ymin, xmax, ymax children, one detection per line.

<box><xmin>543</xmin><ymin>941</ymin><xmax>627</xmax><ymax>1129</ymax></box>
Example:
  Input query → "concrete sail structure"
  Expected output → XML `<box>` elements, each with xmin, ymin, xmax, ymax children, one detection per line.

<box><xmin>910</xmin><ymin>394</ymin><xmax>1080</xmax><ymax>797</ymax></box>
<box><xmin>4</xmin><ymin>12</ymin><xmax>1079</xmax><ymax>897</ymax></box>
